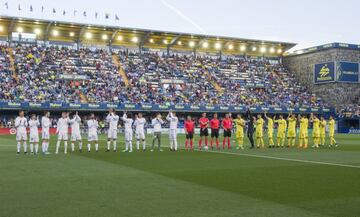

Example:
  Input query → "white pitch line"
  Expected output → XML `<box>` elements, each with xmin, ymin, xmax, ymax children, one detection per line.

<box><xmin>201</xmin><ymin>150</ymin><xmax>360</xmax><ymax>169</ymax></box>
<box><xmin>1</xmin><ymin>141</ymin><xmax>359</xmax><ymax>169</ymax></box>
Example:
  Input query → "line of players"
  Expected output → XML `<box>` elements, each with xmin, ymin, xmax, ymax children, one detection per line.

<box><xmin>184</xmin><ymin>111</ymin><xmax>337</xmax><ymax>150</ymax></box>
<box><xmin>14</xmin><ymin>109</ymin><xmax>337</xmax><ymax>154</ymax></box>
<box><xmin>14</xmin><ymin>109</ymin><xmax>179</xmax><ymax>154</ymax></box>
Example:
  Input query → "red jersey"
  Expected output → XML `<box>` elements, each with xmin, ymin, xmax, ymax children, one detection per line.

<box><xmin>199</xmin><ymin>117</ymin><xmax>209</xmax><ymax>129</ymax></box>
<box><xmin>210</xmin><ymin>118</ymin><xmax>220</xmax><ymax>129</ymax></box>
<box><xmin>222</xmin><ymin>118</ymin><xmax>232</xmax><ymax>130</ymax></box>
<box><xmin>184</xmin><ymin>120</ymin><xmax>195</xmax><ymax>133</ymax></box>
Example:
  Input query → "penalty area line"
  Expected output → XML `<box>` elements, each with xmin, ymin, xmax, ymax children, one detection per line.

<box><xmin>200</xmin><ymin>150</ymin><xmax>360</xmax><ymax>169</ymax></box>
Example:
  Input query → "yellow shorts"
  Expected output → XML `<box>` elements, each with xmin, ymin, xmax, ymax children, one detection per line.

<box><xmin>287</xmin><ymin>130</ymin><xmax>296</xmax><ymax>138</ymax></box>
<box><xmin>236</xmin><ymin>131</ymin><xmax>244</xmax><ymax>139</ymax></box>
<box><xmin>277</xmin><ymin>132</ymin><xmax>286</xmax><ymax>139</ymax></box>
<box><xmin>313</xmin><ymin>131</ymin><xmax>320</xmax><ymax>138</ymax></box>
<box><xmin>299</xmin><ymin>130</ymin><xmax>306</xmax><ymax>139</ymax></box>
<box><xmin>256</xmin><ymin>131</ymin><xmax>263</xmax><ymax>138</ymax></box>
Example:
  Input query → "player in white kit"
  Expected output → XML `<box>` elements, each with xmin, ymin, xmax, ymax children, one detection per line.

<box><xmin>15</xmin><ymin>111</ymin><xmax>28</xmax><ymax>154</ymax></box>
<box><xmin>87</xmin><ymin>113</ymin><xmax>99</xmax><ymax>152</ymax></box>
<box><xmin>69</xmin><ymin>112</ymin><xmax>82</xmax><ymax>152</ymax></box>
<box><xmin>41</xmin><ymin>111</ymin><xmax>51</xmax><ymax>154</ymax></box>
<box><xmin>106</xmin><ymin>109</ymin><xmax>119</xmax><ymax>152</ymax></box>
<box><xmin>55</xmin><ymin>112</ymin><xmax>70</xmax><ymax>154</ymax></box>
<box><xmin>151</xmin><ymin>113</ymin><xmax>164</xmax><ymax>152</ymax></box>
<box><xmin>166</xmin><ymin>111</ymin><xmax>179</xmax><ymax>151</ymax></box>
<box><xmin>28</xmin><ymin>114</ymin><xmax>40</xmax><ymax>155</ymax></box>
<box><xmin>134</xmin><ymin>113</ymin><xmax>147</xmax><ymax>151</ymax></box>
<box><xmin>121</xmin><ymin>112</ymin><xmax>134</xmax><ymax>153</ymax></box>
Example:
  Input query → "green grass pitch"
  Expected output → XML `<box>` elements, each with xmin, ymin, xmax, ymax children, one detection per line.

<box><xmin>0</xmin><ymin>133</ymin><xmax>359</xmax><ymax>217</ymax></box>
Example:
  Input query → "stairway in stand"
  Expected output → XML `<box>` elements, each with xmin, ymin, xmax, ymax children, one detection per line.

<box><xmin>204</xmin><ymin>70</ymin><xmax>222</xmax><ymax>92</ymax></box>
<box><xmin>112</xmin><ymin>54</ymin><xmax>130</xmax><ymax>87</ymax></box>
<box><xmin>7</xmin><ymin>47</ymin><xmax>18</xmax><ymax>82</ymax></box>
<box><xmin>78</xmin><ymin>91</ymin><xmax>88</xmax><ymax>103</ymax></box>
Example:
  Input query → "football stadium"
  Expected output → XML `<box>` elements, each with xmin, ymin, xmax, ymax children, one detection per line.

<box><xmin>0</xmin><ymin>1</ymin><xmax>359</xmax><ymax>217</ymax></box>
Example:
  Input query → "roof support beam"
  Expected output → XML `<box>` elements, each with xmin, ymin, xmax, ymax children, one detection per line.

<box><xmin>109</xmin><ymin>30</ymin><xmax>119</xmax><ymax>45</ymax></box>
<box><xmin>167</xmin><ymin>34</ymin><xmax>182</xmax><ymax>48</ymax></box>
<box><xmin>7</xmin><ymin>18</ymin><xmax>15</xmax><ymax>42</ymax></box>
<box><xmin>139</xmin><ymin>31</ymin><xmax>151</xmax><ymax>48</ymax></box>
<box><xmin>77</xmin><ymin>26</ymin><xmax>86</xmax><ymax>43</ymax></box>
<box><xmin>44</xmin><ymin>22</ymin><xmax>54</xmax><ymax>42</ymax></box>
<box><xmin>195</xmin><ymin>36</ymin><xmax>208</xmax><ymax>50</ymax></box>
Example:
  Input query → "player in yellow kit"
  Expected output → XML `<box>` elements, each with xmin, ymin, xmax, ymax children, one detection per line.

<box><xmin>310</xmin><ymin>113</ymin><xmax>320</xmax><ymax>148</ymax></box>
<box><xmin>328</xmin><ymin>116</ymin><xmax>337</xmax><ymax>147</ymax></box>
<box><xmin>255</xmin><ymin>114</ymin><xmax>265</xmax><ymax>148</ymax></box>
<box><xmin>234</xmin><ymin>114</ymin><xmax>246</xmax><ymax>150</ymax></box>
<box><xmin>319</xmin><ymin>117</ymin><xmax>327</xmax><ymax>147</ymax></box>
<box><xmin>264</xmin><ymin>113</ymin><xmax>275</xmax><ymax>148</ymax></box>
<box><xmin>274</xmin><ymin>115</ymin><xmax>287</xmax><ymax>147</ymax></box>
<box><xmin>287</xmin><ymin>113</ymin><xmax>297</xmax><ymax>147</ymax></box>
<box><xmin>298</xmin><ymin>114</ymin><xmax>309</xmax><ymax>148</ymax></box>
<box><xmin>304</xmin><ymin>115</ymin><xmax>309</xmax><ymax>147</ymax></box>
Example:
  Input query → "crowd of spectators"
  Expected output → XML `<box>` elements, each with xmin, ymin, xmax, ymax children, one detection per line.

<box><xmin>0</xmin><ymin>43</ymin><xmax>330</xmax><ymax>108</ymax></box>
<box><xmin>119</xmin><ymin>51</ymin><xmax>326</xmax><ymax>107</ymax></box>
<box><xmin>1</xmin><ymin>44</ymin><xmax>124</xmax><ymax>103</ymax></box>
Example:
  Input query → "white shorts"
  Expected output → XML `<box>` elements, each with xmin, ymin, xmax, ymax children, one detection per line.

<box><xmin>71</xmin><ymin>132</ymin><xmax>82</xmax><ymax>141</ymax></box>
<box><xmin>88</xmin><ymin>133</ymin><xmax>98</xmax><ymax>142</ymax></box>
<box><xmin>42</xmin><ymin>129</ymin><xmax>50</xmax><ymax>140</ymax></box>
<box><xmin>135</xmin><ymin>130</ymin><xmax>145</xmax><ymax>140</ymax></box>
<box><xmin>169</xmin><ymin>129</ymin><xmax>177</xmax><ymax>140</ymax></box>
<box><xmin>58</xmin><ymin>132</ymin><xmax>68</xmax><ymax>141</ymax></box>
<box><xmin>16</xmin><ymin>130</ymin><xmax>27</xmax><ymax>141</ymax></box>
<box><xmin>125</xmin><ymin>130</ymin><xmax>133</xmax><ymax>141</ymax></box>
<box><xmin>107</xmin><ymin>129</ymin><xmax>118</xmax><ymax>139</ymax></box>
<box><xmin>30</xmin><ymin>134</ymin><xmax>39</xmax><ymax>143</ymax></box>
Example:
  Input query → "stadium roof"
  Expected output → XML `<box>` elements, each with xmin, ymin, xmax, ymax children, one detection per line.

<box><xmin>0</xmin><ymin>16</ymin><xmax>296</xmax><ymax>56</ymax></box>
<box><xmin>284</xmin><ymin>42</ymin><xmax>360</xmax><ymax>56</ymax></box>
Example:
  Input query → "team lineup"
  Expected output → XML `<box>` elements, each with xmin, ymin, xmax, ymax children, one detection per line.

<box><xmin>14</xmin><ymin>108</ymin><xmax>337</xmax><ymax>155</ymax></box>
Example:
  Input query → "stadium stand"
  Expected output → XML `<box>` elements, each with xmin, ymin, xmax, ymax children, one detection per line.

<box><xmin>0</xmin><ymin>43</ymin><xmax>327</xmax><ymax>108</ymax></box>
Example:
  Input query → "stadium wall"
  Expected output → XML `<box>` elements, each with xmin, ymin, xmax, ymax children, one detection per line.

<box><xmin>283</xmin><ymin>47</ymin><xmax>360</xmax><ymax>107</ymax></box>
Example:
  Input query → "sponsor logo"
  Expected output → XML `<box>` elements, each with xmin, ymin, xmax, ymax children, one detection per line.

<box><xmin>29</xmin><ymin>103</ymin><xmax>42</xmax><ymax>107</ymax></box>
<box><xmin>220</xmin><ymin>106</ymin><xmax>229</xmax><ymax>110</ymax></box>
<box><xmin>175</xmin><ymin>105</ymin><xmax>185</xmax><ymax>109</ymax></box>
<box><xmin>50</xmin><ymin>103</ymin><xmax>62</xmax><ymax>108</ymax></box>
<box><xmin>124</xmin><ymin>104</ymin><xmax>135</xmax><ymax>109</ymax></box>
<box><xmin>190</xmin><ymin>105</ymin><xmax>200</xmax><ymax>110</ymax></box>
<box><xmin>106</xmin><ymin>104</ymin><xmax>117</xmax><ymax>108</ymax></box>
<box><xmin>88</xmin><ymin>104</ymin><xmax>100</xmax><ymax>108</ymax></box>
<box><xmin>349</xmin><ymin>129</ymin><xmax>360</xmax><ymax>134</ymax></box>
<box><xmin>7</xmin><ymin>102</ymin><xmax>21</xmax><ymax>107</ymax></box>
<box><xmin>158</xmin><ymin>105</ymin><xmax>169</xmax><ymax>109</ymax></box>
<box><xmin>10</xmin><ymin>128</ymin><xmax>16</xmax><ymax>135</ymax></box>
<box><xmin>319</xmin><ymin>65</ymin><xmax>330</xmax><ymax>77</ymax></box>
<box><xmin>69</xmin><ymin>103</ymin><xmax>81</xmax><ymax>108</ymax></box>
<box><xmin>315</xmin><ymin>62</ymin><xmax>335</xmax><ymax>83</ymax></box>
<box><xmin>141</xmin><ymin>105</ymin><xmax>152</xmax><ymax>109</ymax></box>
